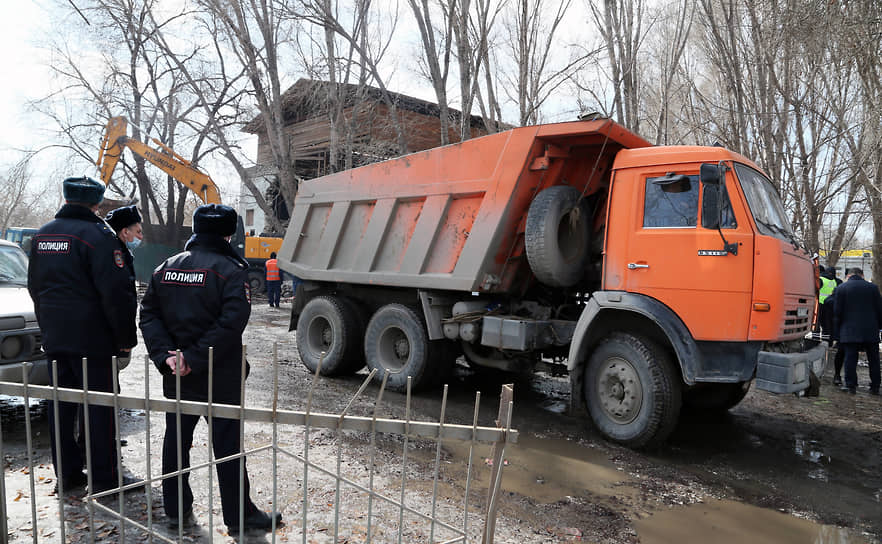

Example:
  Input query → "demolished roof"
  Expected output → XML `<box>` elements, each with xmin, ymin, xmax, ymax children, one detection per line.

<box><xmin>242</xmin><ymin>78</ymin><xmax>488</xmax><ymax>134</ymax></box>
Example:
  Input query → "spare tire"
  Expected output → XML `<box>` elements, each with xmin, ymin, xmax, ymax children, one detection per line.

<box><xmin>525</xmin><ymin>185</ymin><xmax>591</xmax><ymax>287</ymax></box>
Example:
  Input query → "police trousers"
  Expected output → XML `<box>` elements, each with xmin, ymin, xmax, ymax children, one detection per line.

<box><xmin>162</xmin><ymin>412</ymin><xmax>257</xmax><ymax>525</ymax></box>
<box><xmin>47</xmin><ymin>352</ymin><xmax>119</xmax><ymax>486</ymax></box>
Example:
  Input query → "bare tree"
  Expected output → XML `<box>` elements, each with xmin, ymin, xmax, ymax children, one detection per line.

<box><xmin>196</xmin><ymin>0</ymin><xmax>302</xmax><ymax>221</ymax></box>
<box><xmin>502</xmin><ymin>0</ymin><xmax>589</xmax><ymax>126</ymax></box>
<box><xmin>143</xmin><ymin>7</ymin><xmax>285</xmax><ymax>232</ymax></box>
<box><xmin>640</xmin><ymin>0</ymin><xmax>694</xmax><ymax>144</ymax></box>
<box><xmin>407</xmin><ymin>0</ymin><xmax>456</xmax><ymax>144</ymax></box>
<box><xmin>585</xmin><ymin>0</ymin><xmax>649</xmax><ymax>132</ymax></box>
<box><xmin>38</xmin><ymin>0</ymin><xmax>217</xmax><ymax>246</ymax></box>
<box><xmin>296</xmin><ymin>0</ymin><xmax>409</xmax><ymax>154</ymax></box>
<box><xmin>0</xmin><ymin>158</ymin><xmax>36</xmax><ymax>234</ymax></box>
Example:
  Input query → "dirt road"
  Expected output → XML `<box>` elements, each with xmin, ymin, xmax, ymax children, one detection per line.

<box><xmin>3</xmin><ymin>297</ymin><xmax>880</xmax><ymax>542</ymax></box>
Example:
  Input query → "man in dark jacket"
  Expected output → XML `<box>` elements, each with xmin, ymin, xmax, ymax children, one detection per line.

<box><xmin>105</xmin><ymin>204</ymin><xmax>143</xmax><ymax>371</ymax></box>
<box><xmin>139</xmin><ymin>204</ymin><xmax>281</xmax><ymax>532</ymax></box>
<box><xmin>27</xmin><ymin>177</ymin><xmax>140</xmax><ymax>492</ymax></box>
<box><xmin>832</xmin><ymin>267</ymin><xmax>882</xmax><ymax>395</ymax></box>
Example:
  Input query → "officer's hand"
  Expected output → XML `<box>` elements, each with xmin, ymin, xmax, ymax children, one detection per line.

<box><xmin>165</xmin><ymin>352</ymin><xmax>192</xmax><ymax>376</ymax></box>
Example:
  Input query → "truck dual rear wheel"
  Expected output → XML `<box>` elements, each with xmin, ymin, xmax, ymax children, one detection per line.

<box><xmin>525</xmin><ymin>185</ymin><xmax>591</xmax><ymax>287</ymax></box>
<box><xmin>296</xmin><ymin>295</ymin><xmax>364</xmax><ymax>376</ymax></box>
<box><xmin>584</xmin><ymin>333</ymin><xmax>681</xmax><ymax>448</ymax></box>
<box><xmin>365</xmin><ymin>304</ymin><xmax>435</xmax><ymax>392</ymax></box>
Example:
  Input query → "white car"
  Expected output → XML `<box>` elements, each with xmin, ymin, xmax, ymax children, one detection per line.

<box><xmin>0</xmin><ymin>238</ymin><xmax>49</xmax><ymax>385</ymax></box>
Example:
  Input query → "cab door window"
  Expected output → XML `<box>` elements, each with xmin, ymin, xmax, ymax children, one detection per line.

<box><xmin>643</xmin><ymin>174</ymin><xmax>699</xmax><ymax>228</ymax></box>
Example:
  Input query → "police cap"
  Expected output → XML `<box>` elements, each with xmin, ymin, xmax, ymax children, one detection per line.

<box><xmin>105</xmin><ymin>205</ymin><xmax>142</xmax><ymax>232</ymax></box>
<box><xmin>62</xmin><ymin>176</ymin><xmax>105</xmax><ymax>205</ymax></box>
<box><xmin>193</xmin><ymin>204</ymin><xmax>238</xmax><ymax>237</ymax></box>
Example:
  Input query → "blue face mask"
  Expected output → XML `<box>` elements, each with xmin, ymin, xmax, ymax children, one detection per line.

<box><xmin>126</xmin><ymin>238</ymin><xmax>142</xmax><ymax>250</ymax></box>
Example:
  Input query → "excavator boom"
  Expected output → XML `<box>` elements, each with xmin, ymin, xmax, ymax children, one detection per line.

<box><xmin>96</xmin><ymin>115</ymin><xmax>284</xmax><ymax>293</ymax></box>
<box><xmin>97</xmin><ymin>117</ymin><xmax>221</xmax><ymax>204</ymax></box>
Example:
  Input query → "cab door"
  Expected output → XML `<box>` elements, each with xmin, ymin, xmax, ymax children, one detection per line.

<box><xmin>606</xmin><ymin>166</ymin><xmax>754</xmax><ymax>341</ymax></box>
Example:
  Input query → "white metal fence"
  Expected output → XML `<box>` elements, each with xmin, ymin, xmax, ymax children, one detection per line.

<box><xmin>0</xmin><ymin>348</ymin><xmax>516</xmax><ymax>543</ymax></box>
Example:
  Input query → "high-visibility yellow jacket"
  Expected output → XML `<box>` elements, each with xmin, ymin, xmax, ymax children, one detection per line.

<box><xmin>819</xmin><ymin>276</ymin><xmax>836</xmax><ymax>304</ymax></box>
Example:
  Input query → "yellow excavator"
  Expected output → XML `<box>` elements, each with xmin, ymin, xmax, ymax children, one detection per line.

<box><xmin>96</xmin><ymin>116</ymin><xmax>282</xmax><ymax>291</ymax></box>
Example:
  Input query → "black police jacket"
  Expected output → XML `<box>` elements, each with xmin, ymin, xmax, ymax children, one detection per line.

<box><xmin>139</xmin><ymin>234</ymin><xmax>252</xmax><ymax>402</ymax></box>
<box><xmin>832</xmin><ymin>275</ymin><xmax>882</xmax><ymax>344</ymax></box>
<box><xmin>27</xmin><ymin>204</ymin><xmax>138</xmax><ymax>358</ymax></box>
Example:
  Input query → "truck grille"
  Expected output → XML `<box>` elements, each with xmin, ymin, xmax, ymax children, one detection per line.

<box><xmin>782</xmin><ymin>298</ymin><xmax>811</xmax><ymax>336</ymax></box>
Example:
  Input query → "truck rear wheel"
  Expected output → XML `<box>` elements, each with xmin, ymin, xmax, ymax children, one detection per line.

<box><xmin>365</xmin><ymin>304</ymin><xmax>434</xmax><ymax>392</ymax></box>
<box><xmin>525</xmin><ymin>185</ymin><xmax>591</xmax><ymax>287</ymax></box>
<box><xmin>682</xmin><ymin>381</ymin><xmax>750</xmax><ymax>412</ymax></box>
<box><xmin>296</xmin><ymin>295</ymin><xmax>364</xmax><ymax>376</ymax></box>
<box><xmin>584</xmin><ymin>333</ymin><xmax>681</xmax><ymax>448</ymax></box>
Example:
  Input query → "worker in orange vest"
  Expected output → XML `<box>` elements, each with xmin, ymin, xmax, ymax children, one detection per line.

<box><xmin>265</xmin><ymin>252</ymin><xmax>281</xmax><ymax>307</ymax></box>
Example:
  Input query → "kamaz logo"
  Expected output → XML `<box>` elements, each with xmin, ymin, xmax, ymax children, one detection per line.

<box><xmin>36</xmin><ymin>240</ymin><xmax>70</xmax><ymax>253</ymax></box>
<box><xmin>161</xmin><ymin>270</ymin><xmax>206</xmax><ymax>286</ymax></box>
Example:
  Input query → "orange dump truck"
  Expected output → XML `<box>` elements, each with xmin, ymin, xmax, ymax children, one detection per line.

<box><xmin>278</xmin><ymin>118</ymin><xmax>825</xmax><ymax>447</ymax></box>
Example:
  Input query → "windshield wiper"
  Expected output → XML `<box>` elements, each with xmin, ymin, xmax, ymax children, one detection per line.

<box><xmin>755</xmin><ymin>219</ymin><xmax>799</xmax><ymax>248</ymax></box>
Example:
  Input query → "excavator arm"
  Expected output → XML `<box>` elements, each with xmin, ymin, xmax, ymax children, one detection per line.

<box><xmin>97</xmin><ymin>116</ymin><xmax>222</xmax><ymax>204</ymax></box>
<box><xmin>96</xmin><ymin>116</ymin><xmax>284</xmax><ymax>292</ymax></box>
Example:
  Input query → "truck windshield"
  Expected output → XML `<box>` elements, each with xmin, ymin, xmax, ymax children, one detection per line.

<box><xmin>0</xmin><ymin>245</ymin><xmax>29</xmax><ymax>285</ymax></box>
<box><xmin>734</xmin><ymin>163</ymin><xmax>793</xmax><ymax>241</ymax></box>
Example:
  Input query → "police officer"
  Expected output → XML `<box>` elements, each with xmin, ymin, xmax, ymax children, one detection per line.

<box><xmin>27</xmin><ymin>177</ymin><xmax>140</xmax><ymax>493</ymax></box>
<box><xmin>139</xmin><ymin>204</ymin><xmax>282</xmax><ymax>531</ymax></box>
<box><xmin>105</xmin><ymin>204</ymin><xmax>143</xmax><ymax>370</ymax></box>
<box><xmin>106</xmin><ymin>204</ymin><xmax>143</xmax><ymax>257</ymax></box>
<box><xmin>265</xmin><ymin>251</ymin><xmax>281</xmax><ymax>307</ymax></box>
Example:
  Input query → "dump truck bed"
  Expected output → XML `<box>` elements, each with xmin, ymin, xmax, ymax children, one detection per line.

<box><xmin>277</xmin><ymin>119</ymin><xmax>651</xmax><ymax>293</ymax></box>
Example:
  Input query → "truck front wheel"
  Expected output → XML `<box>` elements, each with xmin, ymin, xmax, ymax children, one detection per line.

<box><xmin>682</xmin><ymin>381</ymin><xmax>751</xmax><ymax>412</ymax></box>
<box><xmin>296</xmin><ymin>296</ymin><xmax>364</xmax><ymax>376</ymax></box>
<box><xmin>365</xmin><ymin>304</ymin><xmax>433</xmax><ymax>392</ymax></box>
<box><xmin>584</xmin><ymin>333</ymin><xmax>681</xmax><ymax>448</ymax></box>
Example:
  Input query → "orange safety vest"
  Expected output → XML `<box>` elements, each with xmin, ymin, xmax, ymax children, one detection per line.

<box><xmin>265</xmin><ymin>259</ymin><xmax>280</xmax><ymax>281</ymax></box>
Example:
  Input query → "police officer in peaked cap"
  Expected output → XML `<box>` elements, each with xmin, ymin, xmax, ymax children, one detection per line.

<box><xmin>27</xmin><ymin>176</ymin><xmax>141</xmax><ymax>493</ymax></box>
<box><xmin>140</xmin><ymin>204</ymin><xmax>282</xmax><ymax>532</ymax></box>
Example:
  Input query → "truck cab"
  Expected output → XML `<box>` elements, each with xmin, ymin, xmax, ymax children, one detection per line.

<box><xmin>567</xmin><ymin>146</ymin><xmax>823</xmax><ymax>446</ymax></box>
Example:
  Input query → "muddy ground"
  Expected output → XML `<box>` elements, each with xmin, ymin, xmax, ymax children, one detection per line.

<box><xmin>3</xmin><ymin>294</ymin><xmax>881</xmax><ymax>543</ymax></box>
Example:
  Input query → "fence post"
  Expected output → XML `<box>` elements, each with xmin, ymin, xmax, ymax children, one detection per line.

<box><xmin>482</xmin><ymin>384</ymin><xmax>513</xmax><ymax>544</ymax></box>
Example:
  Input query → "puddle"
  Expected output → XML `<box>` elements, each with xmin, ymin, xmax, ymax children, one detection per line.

<box><xmin>634</xmin><ymin>498</ymin><xmax>871</xmax><ymax>544</ymax></box>
<box><xmin>443</xmin><ymin>434</ymin><xmax>629</xmax><ymax>504</ymax></box>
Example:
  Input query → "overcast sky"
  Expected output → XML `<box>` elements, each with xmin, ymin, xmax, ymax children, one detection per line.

<box><xmin>0</xmin><ymin>2</ymin><xmax>51</xmax><ymax>164</ymax></box>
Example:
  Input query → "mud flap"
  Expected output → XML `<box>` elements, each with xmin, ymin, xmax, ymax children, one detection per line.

<box><xmin>756</xmin><ymin>344</ymin><xmax>827</xmax><ymax>394</ymax></box>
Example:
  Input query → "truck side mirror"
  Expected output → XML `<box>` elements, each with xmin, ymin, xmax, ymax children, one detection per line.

<box><xmin>700</xmin><ymin>163</ymin><xmax>720</xmax><ymax>185</ymax></box>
